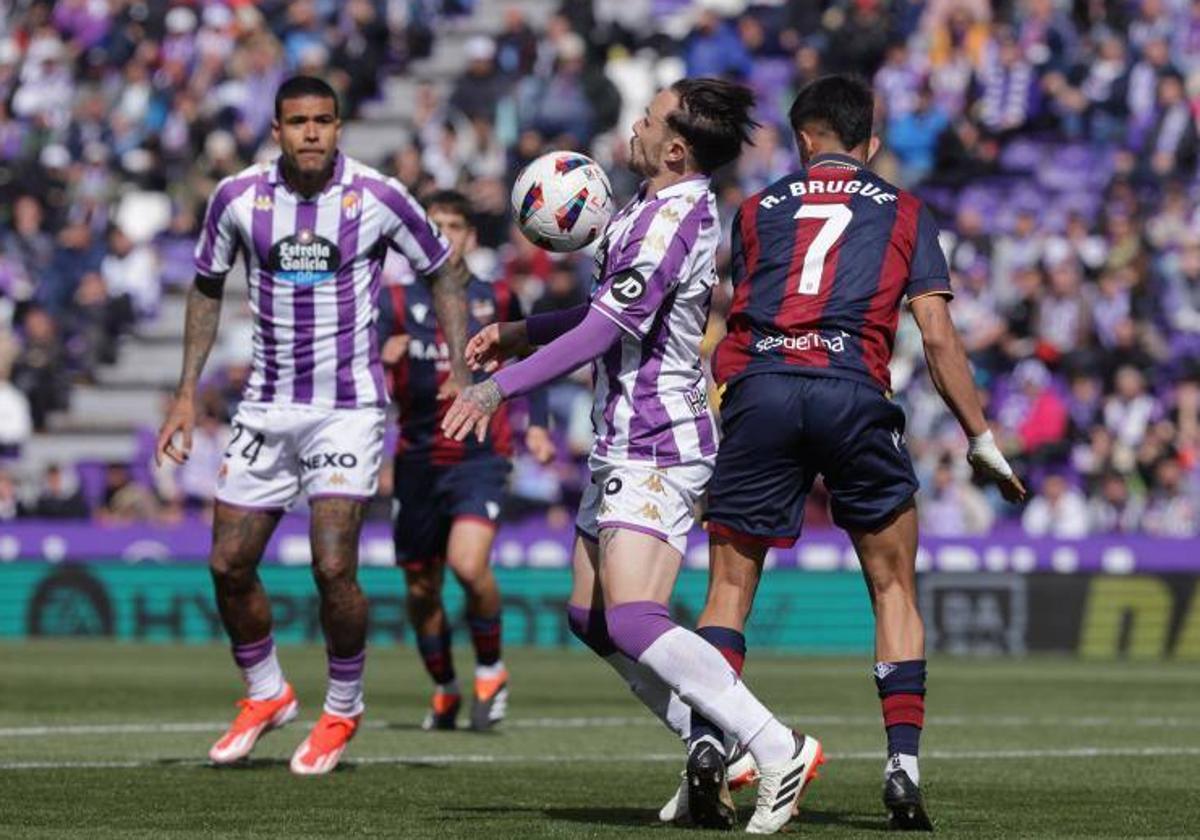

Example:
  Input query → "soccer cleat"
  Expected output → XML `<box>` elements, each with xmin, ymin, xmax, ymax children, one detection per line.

<box><xmin>289</xmin><ymin>711</ymin><xmax>360</xmax><ymax>775</ymax></box>
<box><xmin>658</xmin><ymin>770</ymin><xmax>689</xmax><ymax>824</ymax></box>
<box><xmin>469</xmin><ymin>668</ymin><xmax>509</xmax><ymax>731</ymax></box>
<box><xmin>686</xmin><ymin>739</ymin><xmax>737</xmax><ymax>829</ymax></box>
<box><xmin>745</xmin><ymin>732</ymin><xmax>824</xmax><ymax>835</ymax></box>
<box><xmin>208</xmin><ymin>683</ymin><xmax>298</xmax><ymax>765</ymax></box>
<box><xmin>727</xmin><ymin>742</ymin><xmax>760</xmax><ymax>791</ymax></box>
<box><xmin>422</xmin><ymin>691</ymin><xmax>461</xmax><ymax>731</ymax></box>
<box><xmin>658</xmin><ymin>743</ymin><xmax>760</xmax><ymax>824</ymax></box>
<box><xmin>884</xmin><ymin>765</ymin><xmax>934</xmax><ymax>831</ymax></box>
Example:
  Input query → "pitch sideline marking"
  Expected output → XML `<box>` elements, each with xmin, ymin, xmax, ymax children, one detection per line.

<box><xmin>2</xmin><ymin>746</ymin><xmax>1200</xmax><ymax>772</ymax></box>
<box><xmin>2</xmin><ymin>713</ymin><xmax>1199</xmax><ymax>739</ymax></box>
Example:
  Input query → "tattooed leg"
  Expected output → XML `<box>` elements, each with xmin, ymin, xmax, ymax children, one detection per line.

<box><xmin>310</xmin><ymin>497</ymin><xmax>369</xmax><ymax>657</ymax></box>
<box><xmin>209</xmin><ymin>502</ymin><xmax>283</xmax><ymax>644</ymax></box>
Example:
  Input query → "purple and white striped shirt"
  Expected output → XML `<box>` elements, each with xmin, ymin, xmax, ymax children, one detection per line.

<box><xmin>194</xmin><ymin>153</ymin><xmax>450</xmax><ymax>409</ymax></box>
<box><xmin>588</xmin><ymin>175</ymin><xmax>719</xmax><ymax>467</ymax></box>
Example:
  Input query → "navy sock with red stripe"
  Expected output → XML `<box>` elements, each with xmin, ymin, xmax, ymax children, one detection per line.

<box><xmin>688</xmin><ymin>626</ymin><xmax>747</xmax><ymax>753</ymax></box>
<box><xmin>468</xmin><ymin>613</ymin><xmax>502</xmax><ymax>667</ymax></box>
<box><xmin>416</xmin><ymin>631</ymin><xmax>456</xmax><ymax>687</ymax></box>
<box><xmin>875</xmin><ymin>659</ymin><xmax>926</xmax><ymax>756</ymax></box>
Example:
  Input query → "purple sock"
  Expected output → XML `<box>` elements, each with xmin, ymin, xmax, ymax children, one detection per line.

<box><xmin>604</xmin><ymin>601</ymin><xmax>676</xmax><ymax>661</ymax></box>
<box><xmin>232</xmin><ymin>636</ymin><xmax>274</xmax><ymax>669</ymax></box>
<box><xmin>232</xmin><ymin>635</ymin><xmax>284</xmax><ymax>700</ymax></box>
<box><xmin>566</xmin><ymin>603</ymin><xmax>616</xmax><ymax>656</ymax></box>
<box><xmin>325</xmin><ymin>649</ymin><xmax>366</xmax><ymax>717</ymax></box>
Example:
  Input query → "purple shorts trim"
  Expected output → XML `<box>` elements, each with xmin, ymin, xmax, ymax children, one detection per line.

<box><xmin>215</xmin><ymin>498</ymin><xmax>287</xmax><ymax>514</ymax></box>
<box><xmin>308</xmin><ymin>493</ymin><xmax>373</xmax><ymax>503</ymax></box>
<box><xmin>596</xmin><ymin>519</ymin><xmax>672</xmax><ymax>544</ymax></box>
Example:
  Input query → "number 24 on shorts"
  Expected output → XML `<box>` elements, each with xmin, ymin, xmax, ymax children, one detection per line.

<box><xmin>226</xmin><ymin>423</ymin><xmax>266</xmax><ymax>466</ymax></box>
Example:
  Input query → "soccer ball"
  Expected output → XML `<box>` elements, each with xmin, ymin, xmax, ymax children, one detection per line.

<box><xmin>511</xmin><ymin>151</ymin><xmax>614</xmax><ymax>252</ymax></box>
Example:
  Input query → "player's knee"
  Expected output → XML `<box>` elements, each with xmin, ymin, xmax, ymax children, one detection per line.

<box><xmin>566</xmin><ymin>604</ymin><xmax>615</xmax><ymax>656</ymax></box>
<box><xmin>209</xmin><ymin>553</ymin><xmax>256</xmax><ymax>593</ymax></box>
<box><xmin>604</xmin><ymin>601</ymin><xmax>675</xmax><ymax>661</ymax></box>
<box><xmin>312</xmin><ymin>558</ymin><xmax>357</xmax><ymax>593</ymax></box>
<box><xmin>405</xmin><ymin>573</ymin><xmax>440</xmax><ymax>608</ymax></box>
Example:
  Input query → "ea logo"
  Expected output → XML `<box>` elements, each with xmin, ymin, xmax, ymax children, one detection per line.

<box><xmin>604</xmin><ymin>477</ymin><xmax>623</xmax><ymax>496</ymax></box>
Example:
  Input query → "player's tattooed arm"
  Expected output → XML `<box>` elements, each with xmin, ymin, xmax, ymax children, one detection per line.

<box><xmin>156</xmin><ymin>276</ymin><xmax>224</xmax><ymax>466</ymax></box>
<box><xmin>443</xmin><ymin>378</ymin><xmax>503</xmax><ymax>443</ymax></box>
<box><xmin>428</xmin><ymin>253</ymin><xmax>472</xmax><ymax>392</ymax></box>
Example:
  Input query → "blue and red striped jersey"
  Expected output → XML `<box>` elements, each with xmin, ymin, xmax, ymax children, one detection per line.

<box><xmin>386</xmin><ymin>277</ymin><xmax>523</xmax><ymax>464</ymax></box>
<box><xmin>712</xmin><ymin>153</ymin><xmax>952</xmax><ymax>393</ymax></box>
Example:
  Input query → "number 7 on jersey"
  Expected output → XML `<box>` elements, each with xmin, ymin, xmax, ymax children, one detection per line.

<box><xmin>793</xmin><ymin>204</ymin><xmax>853</xmax><ymax>296</ymax></box>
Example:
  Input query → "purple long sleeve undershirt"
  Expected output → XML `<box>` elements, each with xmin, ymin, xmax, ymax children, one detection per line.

<box><xmin>493</xmin><ymin>306</ymin><xmax>622</xmax><ymax>398</ymax></box>
<box><xmin>525</xmin><ymin>303</ymin><xmax>590</xmax><ymax>345</ymax></box>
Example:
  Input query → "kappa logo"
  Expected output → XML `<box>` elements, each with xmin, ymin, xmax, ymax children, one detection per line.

<box><xmin>636</xmin><ymin>503</ymin><xmax>663</xmax><ymax>523</ymax></box>
<box><xmin>660</xmin><ymin>206</ymin><xmax>681</xmax><ymax>223</ymax></box>
<box><xmin>411</xmin><ymin>302</ymin><xmax>429</xmax><ymax>323</ymax></box>
<box><xmin>644</xmin><ymin>231</ymin><xmax>667</xmax><ymax>253</ymax></box>
<box><xmin>217</xmin><ymin>463</ymin><xmax>229</xmax><ymax>485</ymax></box>
<box><xmin>891</xmin><ymin>429</ymin><xmax>903</xmax><ymax>451</ymax></box>
<box><xmin>342</xmin><ymin>190</ymin><xmax>362</xmax><ymax>220</ymax></box>
<box><xmin>485</xmin><ymin>501</ymin><xmax>501</xmax><ymax>520</ymax></box>
<box><xmin>254</xmin><ymin>195</ymin><xmax>273</xmax><ymax>212</ymax></box>
<box><xmin>873</xmin><ymin>662</ymin><xmax>897</xmax><ymax>680</ymax></box>
<box><xmin>598</xmin><ymin>500</ymin><xmax>613</xmax><ymax>517</ymax></box>
<box><xmin>640</xmin><ymin>474</ymin><xmax>666</xmax><ymax>495</ymax></box>
<box><xmin>329</xmin><ymin>473</ymin><xmax>349</xmax><ymax>487</ymax></box>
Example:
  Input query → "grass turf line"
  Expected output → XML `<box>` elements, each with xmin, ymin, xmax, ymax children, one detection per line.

<box><xmin>1</xmin><ymin>642</ymin><xmax>1197</xmax><ymax>838</ymax></box>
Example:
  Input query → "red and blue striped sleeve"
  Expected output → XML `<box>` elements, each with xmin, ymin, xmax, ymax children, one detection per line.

<box><xmin>905</xmin><ymin>204</ymin><xmax>953</xmax><ymax>301</ymax></box>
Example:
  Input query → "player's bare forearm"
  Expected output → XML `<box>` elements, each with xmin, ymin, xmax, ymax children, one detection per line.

<box><xmin>429</xmin><ymin>257</ymin><xmax>472</xmax><ymax>386</ymax></box>
<box><xmin>910</xmin><ymin>294</ymin><xmax>987</xmax><ymax>437</ymax></box>
<box><xmin>176</xmin><ymin>281</ymin><xmax>224</xmax><ymax>398</ymax></box>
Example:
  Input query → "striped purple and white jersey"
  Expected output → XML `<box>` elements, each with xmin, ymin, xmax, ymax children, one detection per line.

<box><xmin>588</xmin><ymin>175</ymin><xmax>719</xmax><ymax>467</ymax></box>
<box><xmin>194</xmin><ymin>153</ymin><xmax>450</xmax><ymax>409</ymax></box>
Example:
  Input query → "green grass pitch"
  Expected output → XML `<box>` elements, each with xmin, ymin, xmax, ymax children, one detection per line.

<box><xmin>2</xmin><ymin>642</ymin><xmax>1197</xmax><ymax>838</ymax></box>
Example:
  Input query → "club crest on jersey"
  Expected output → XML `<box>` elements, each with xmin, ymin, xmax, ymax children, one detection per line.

<box><xmin>270</xmin><ymin>229</ymin><xmax>340</xmax><ymax>286</ymax></box>
<box><xmin>410</xmin><ymin>302</ymin><xmax>429</xmax><ymax>323</ymax></box>
<box><xmin>253</xmin><ymin>194</ymin><xmax>273</xmax><ymax>212</ymax></box>
<box><xmin>342</xmin><ymin>190</ymin><xmax>361</xmax><ymax>220</ymax></box>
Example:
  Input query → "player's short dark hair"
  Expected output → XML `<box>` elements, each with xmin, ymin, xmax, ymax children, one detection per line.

<box><xmin>788</xmin><ymin>74</ymin><xmax>875</xmax><ymax>151</ymax></box>
<box><xmin>423</xmin><ymin>189</ymin><xmax>473</xmax><ymax>227</ymax></box>
<box><xmin>667</xmin><ymin>78</ymin><xmax>759</xmax><ymax>174</ymax></box>
<box><xmin>274</xmin><ymin>76</ymin><xmax>340</xmax><ymax>120</ymax></box>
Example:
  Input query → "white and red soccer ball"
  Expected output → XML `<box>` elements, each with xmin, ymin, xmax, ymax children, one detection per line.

<box><xmin>511</xmin><ymin>152</ymin><xmax>614</xmax><ymax>252</ymax></box>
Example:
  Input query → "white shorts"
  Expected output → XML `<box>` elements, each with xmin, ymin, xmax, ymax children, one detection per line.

<box><xmin>575</xmin><ymin>456</ymin><xmax>712</xmax><ymax>555</ymax></box>
<box><xmin>215</xmin><ymin>401</ymin><xmax>386</xmax><ymax>511</ymax></box>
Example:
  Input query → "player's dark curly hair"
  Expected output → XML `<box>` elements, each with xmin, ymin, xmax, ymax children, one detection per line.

<box><xmin>788</xmin><ymin>74</ymin><xmax>875</xmax><ymax>152</ymax></box>
<box><xmin>274</xmin><ymin>76</ymin><xmax>340</xmax><ymax>120</ymax></box>
<box><xmin>667</xmin><ymin>78</ymin><xmax>759</xmax><ymax>174</ymax></box>
<box><xmin>423</xmin><ymin>189</ymin><xmax>474</xmax><ymax>227</ymax></box>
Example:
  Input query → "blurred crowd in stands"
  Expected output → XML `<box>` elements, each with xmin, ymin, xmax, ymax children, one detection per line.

<box><xmin>0</xmin><ymin>0</ymin><xmax>1198</xmax><ymax>539</ymax></box>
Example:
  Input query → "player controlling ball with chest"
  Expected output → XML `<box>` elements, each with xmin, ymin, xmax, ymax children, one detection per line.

<box><xmin>155</xmin><ymin>76</ymin><xmax>471</xmax><ymax>775</ymax></box>
<box><xmin>444</xmin><ymin>78</ymin><xmax>824</xmax><ymax>835</ymax></box>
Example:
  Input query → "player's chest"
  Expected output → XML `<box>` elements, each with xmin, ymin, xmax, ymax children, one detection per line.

<box><xmin>238</xmin><ymin>189</ymin><xmax>381</xmax><ymax>287</ymax></box>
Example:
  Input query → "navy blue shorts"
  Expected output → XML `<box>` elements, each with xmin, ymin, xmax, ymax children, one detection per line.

<box><xmin>705</xmin><ymin>373</ymin><xmax>918</xmax><ymax>547</ymax></box>
<box><xmin>392</xmin><ymin>456</ymin><xmax>510</xmax><ymax>570</ymax></box>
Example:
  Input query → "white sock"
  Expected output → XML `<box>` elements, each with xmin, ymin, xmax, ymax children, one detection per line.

<box><xmin>604</xmin><ymin>652</ymin><xmax>692</xmax><ymax>741</ymax></box>
<box><xmin>241</xmin><ymin>650</ymin><xmax>285</xmax><ymax>701</ymax></box>
<box><xmin>636</xmin><ymin>626</ymin><xmax>788</xmax><ymax>765</ymax></box>
<box><xmin>475</xmin><ymin>661</ymin><xmax>506</xmax><ymax>681</ymax></box>
<box><xmin>324</xmin><ymin>678</ymin><xmax>364</xmax><ymax>717</ymax></box>
<box><xmin>887</xmin><ymin>753</ymin><xmax>920</xmax><ymax>785</ymax></box>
